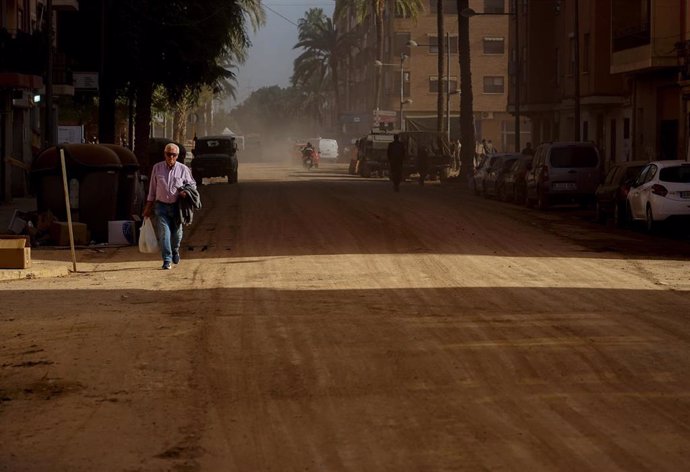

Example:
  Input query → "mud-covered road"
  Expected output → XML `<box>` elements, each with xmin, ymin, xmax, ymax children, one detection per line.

<box><xmin>2</xmin><ymin>162</ymin><xmax>690</xmax><ymax>471</ymax></box>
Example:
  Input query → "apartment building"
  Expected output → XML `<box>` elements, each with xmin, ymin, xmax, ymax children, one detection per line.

<box><xmin>611</xmin><ymin>0</ymin><xmax>690</xmax><ymax>162</ymax></box>
<box><xmin>0</xmin><ymin>0</ymin><xmax>77</xmax><ymax>201</ymax></box>
<box><xmin>336</xmin><ymin>0</ymin><xmax>524</xmax><ymax>152</ymax></box>
<box><xmin>522</xmin><ymin>0</ymin><xmax>690</xmax><ymax>165</ymax></box>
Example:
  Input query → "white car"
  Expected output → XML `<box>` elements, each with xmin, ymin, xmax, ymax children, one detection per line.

<box><xmin>626</xmin><ymin>160</ymin><xmax>690</xmax><ymax>231</ymax></box>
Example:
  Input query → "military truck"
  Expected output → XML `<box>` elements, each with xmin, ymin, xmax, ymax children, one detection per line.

<box><xmin>397</xmin><ymin>131</ymin><xmax>458</xmax><ymax>182</ymax></box>
<box><xmin>354</xmin><ymin>130</ymin><xmax>394</xmax><ymax>178</ymax></box>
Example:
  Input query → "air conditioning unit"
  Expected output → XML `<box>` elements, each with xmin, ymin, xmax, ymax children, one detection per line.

<box><xmin>480</xmin><ymin>111</ymin><xmax>494</xmax><ymax>120</ymax></box>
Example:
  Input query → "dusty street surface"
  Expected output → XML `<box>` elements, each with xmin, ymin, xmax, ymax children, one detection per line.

<box><xmin>2</xmin><ymin>162</ymin><xmax>690</xmax><ymax>471</ymax></box>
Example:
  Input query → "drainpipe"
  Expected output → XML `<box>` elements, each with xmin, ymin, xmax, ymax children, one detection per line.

<box><xmin>574</xmin><ymin>0</ymin><xmax>581</xmax><ymax>141</ymax></box>
<box><xmin>44</xmin><ymin>0</ymin><xmax>54</xmax><ymax>147</ymax></box>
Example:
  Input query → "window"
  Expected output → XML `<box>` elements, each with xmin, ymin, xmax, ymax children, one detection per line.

<box><xmin>583</xmin><ymin>121</ymin><xmax>589</xmax><ymax>141</ymax></box>
<box><xmin>429</xmin><ymin>0</ymin><xmax>458</xmax><ymax>14</ymax></box>
<box><xmin>568</xmin><ymin>36</ymin><xmax>575</xmax><ymax>75</ymax></box>
<box><xmin>483</xmin><ymin>76</ymin><xmax>504</xmax><ymax>94</ymax></box>
<box><xmin>427</xmin><ymin>35</ymin><xmax>458</xmax><ymax>54</ymax></box>
<box><xmin>483</xmin><ymin>37</ymin><xmax>505</xmax><ymax>54</ymax></box>
<box><xmin>394</xmin><ymin>32</ymin><xmax>411</xmax><ymax>57</ymax></box>
<box><xmin>429</xmin><ymin>76</ymin><xmax>458</xmax><ymax>93</ymax></box>
<box><xmin>583</xmin><ymin>33</ymin><xmax>590</xmax><ymax>73</ymax></box>
<box><xmin>484</xmin><ymin>0</ymin><xmax>505</xmax><ymax>14</ymax></box>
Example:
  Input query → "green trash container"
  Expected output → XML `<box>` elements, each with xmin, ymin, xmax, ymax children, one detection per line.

<box><xmin>101</xmin><ymin>144</ymin><xmax>140</xmax><ymax>220</ymax></box>
<box><xmin>32</xmin><ymin>144</ymin><xmax>122</xmax><ymax>243</ymax></box>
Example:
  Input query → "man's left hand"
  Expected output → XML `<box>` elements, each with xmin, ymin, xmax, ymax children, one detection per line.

<box><xmin>180</xmin><ymin>190</ymin><xmax>188</xmax><ymax>198</ymax></box>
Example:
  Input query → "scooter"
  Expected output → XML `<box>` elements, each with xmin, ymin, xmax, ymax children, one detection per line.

<box><xmin>302</xmin><ymin>148</ymin><xmax>318</xmax><ymax>170</ymax></box>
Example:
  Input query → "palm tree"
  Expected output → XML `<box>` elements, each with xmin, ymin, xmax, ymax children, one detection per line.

<box><xmin>335</xmin><ymin>0</ymin><xmax>424</xmax><ymax>113</ymax></box>
<box><xmin>293</xmin><ymin>8</ymin><xmax>356</xmax><ymax>126</ymax></box>
<box><xmin>436</xmin><ymin>0</ymin><xmax>445</xmax><ymax>134</ymax></box>
<box><xmin>457</xmin><ymin>0</ymin><xmax>475</xmax><ymax>182</ymax></box>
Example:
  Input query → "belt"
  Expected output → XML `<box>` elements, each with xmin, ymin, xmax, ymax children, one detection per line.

<box><xmin>156</xmin><ymin>200</ymin><xmax>177</xmax><ymax>205</ymax></box>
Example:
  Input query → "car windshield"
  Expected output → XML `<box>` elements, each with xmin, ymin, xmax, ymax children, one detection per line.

<box><xmin>659</xmin><ymin>165</ymin><xmax>690</xmax><ymax>183</ymax></box>
<box><xmin>549</xmin><ymin>147</ymin><xmax>598</xmax><ymax>168</ymax></box>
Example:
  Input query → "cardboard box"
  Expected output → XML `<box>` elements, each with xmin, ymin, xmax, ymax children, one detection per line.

<box><xmin>7</xmin><ymin>210</ymin><xmax>28</xmax><ymax>234</ymax></box>
<box><xmin>0</xmin><ymin>236</ymin><xmax>31</xmax><ymax>269</ymax></box>
<box><xmin>108</xmin><ymin>220</ymin><xmax>136</xmax><ymax>245</ymax></box>
<box><xmin>49</xmin><ymin>221</ymin><xmax>89</xmax><ymax>246</ymax></box>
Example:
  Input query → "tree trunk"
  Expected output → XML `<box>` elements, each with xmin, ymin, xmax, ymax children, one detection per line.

<box><xmin>457</xmin><ymin>0</ymin><xmax>475</xmax><ymax>182</ymax></box>
<box><xmin>437</xmin><ymin>0</ymin><xmax>445</xmax><ymax>134</ymax></box>
<box><xmin>173</xmin><ymin>100</ymin><xmax>189</xmax><ymax>143</ymax></box>
<box><xmin>331</xmin><ymin>59</ymin><xmax>341</xmax><ymax>132</ymax></box>
<box><xmin>374</xmin><ymin>10</ymin><xmax>384</xmax><ymax>111</ymax></box>
<box><xmin>134</xmin><ymin>80</ymin><xmax>153</xmax><ymax>177</ymax></box>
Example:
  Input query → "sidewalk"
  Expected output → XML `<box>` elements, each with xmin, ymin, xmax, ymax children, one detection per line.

<box><xmin>0</xmin><ymin>197</ymin><xmax>72</xmax><ymax>282</ymax></box>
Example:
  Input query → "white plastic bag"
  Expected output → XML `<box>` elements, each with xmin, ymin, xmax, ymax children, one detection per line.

<box><xmin>138</xmin><ymin>217</ymin><xmax>159</xmax><ymax>254</ymax></box>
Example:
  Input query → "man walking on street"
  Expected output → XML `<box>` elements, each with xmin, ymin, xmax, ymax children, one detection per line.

<box><xmin>387</xmin><ymin>134</ymin><xmax>405</xmax><ymax>192</ymax></box>
<box><xmin>143</xmin><ymin>143</ymin><xmax>196</xmax><ymax>270</ymax></box>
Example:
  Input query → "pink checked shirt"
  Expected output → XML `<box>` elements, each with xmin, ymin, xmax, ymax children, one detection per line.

<box><xmin>147</xmin><ymin>161</ymin><xmax>196</xmax><ymax>204</ymax></box>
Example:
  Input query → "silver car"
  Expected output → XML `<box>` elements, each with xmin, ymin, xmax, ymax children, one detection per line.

<box><xmin>525</xmin><ymin>142</ymin><xmax>602</xmax><ymax>209</ymax></box>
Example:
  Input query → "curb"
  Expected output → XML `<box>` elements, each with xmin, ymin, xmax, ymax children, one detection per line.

<box><xmin>0</xmin><ymin>261</ymin><xmax>71</xmax><ymax>282</ymax></box>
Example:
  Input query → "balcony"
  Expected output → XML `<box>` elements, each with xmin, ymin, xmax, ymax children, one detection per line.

<box><xmin>53</xmin><ymin>0</ymin><xmax>79</xmax><ymax>11</ymax></box>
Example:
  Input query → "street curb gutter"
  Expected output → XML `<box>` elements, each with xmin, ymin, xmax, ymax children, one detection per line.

<box><xmin>0</xmin><ymin>262</ymin><xmax>71</xmax><ymax>282</ymax></box>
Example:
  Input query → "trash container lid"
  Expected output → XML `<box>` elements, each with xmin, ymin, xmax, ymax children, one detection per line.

<box><xmin>101</xmin><ymin>144</ymin><xmax>139</xmax><ymax>170</ymax></box>
<box><xmin>33</xmin><ymin>144</ymin><xmax>122</xmax><ymax>173</ymax></box>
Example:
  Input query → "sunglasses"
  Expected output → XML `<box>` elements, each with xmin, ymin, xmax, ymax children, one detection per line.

<box><xmin>165</xmin><ymin>152</ymin><xmax>178</xmax><ymax>157</ymax></box>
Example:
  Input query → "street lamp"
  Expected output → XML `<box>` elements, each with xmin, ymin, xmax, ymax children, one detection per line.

<box><xmin>461</xmin><ymin>5</ymin><xmax>521</xmax><ymax>152</ymax></box>
<box><xmin>400</xmin><ymin>99</ymin><xmax>413</xmax><ymax>131</ymax></box>
<box><xmin>407</xmin><ymin>34</ymin><xmax>453</xmax><ymax>141</ymax></box>
<box><xmin>374</xmin><ymin>53</ymin><xmax>408</xmax><ymax>130</ymax></box>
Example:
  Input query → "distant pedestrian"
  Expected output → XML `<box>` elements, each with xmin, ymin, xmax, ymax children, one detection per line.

<box><xmin>417</xmin><ymin>144</ymin><xmax>430</xmax><ymax>186</ymax></box>
<box><xmin>387</xmin><ymin>134</ymin><xmax>405</xmax><ymax>192</ymax></box>
<box><xmin>143</xmin><ymin>143</ymin><xmax>197</xmax><ymax>270</ymax></box>
<box><xmin>521</xmin><ymin>142</ymin><xmax>535</xmax><ymax>156</ymax></box>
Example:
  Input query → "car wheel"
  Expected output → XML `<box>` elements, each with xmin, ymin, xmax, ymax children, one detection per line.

<box><xmin>193</xmin><ymin>171</ymin><xmax>202</xmax><ymax>185</ymax></box>
<box><xmin>614</xmin><ymin>202</ymin><xmax>626</xmax><ymax>227</ymax></box>
<box><xmin>645</xmin><ymin>205</ymin><xmax>655</xmax><ymax>233</ymax></box>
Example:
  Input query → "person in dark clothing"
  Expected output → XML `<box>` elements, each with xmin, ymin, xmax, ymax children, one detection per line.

<box><xmin>521</xmin><ymin>142</ymin><xmax>535</xmax><ymax>156</ymax></box>
<box><xmin>417</xmin><ymin>144</ymin><xmax>430</xmax><ymax>186</ymax></box>
<box><xmin>387</xmin><ymin>134</ymin><xmax>405</xmax><ymax>192</ymax></box>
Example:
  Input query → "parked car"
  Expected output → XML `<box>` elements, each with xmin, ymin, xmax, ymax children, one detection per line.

<box><xmin>472</xmin><ymin>154</ymin><xmax>503</xmax><ymax>195</ymax></box>
<box><xmin>594</xmin><ymin>160</ymin><xmax>647</xmax><ymax>225</ymax></box>
<box><xmin>483</xmin><ymin>153</ymin><xmax>521</xmax><ymax>199</ymax></box>
<box><xmin>525</xmin><ymin>141</ymin><xmax>602</xmax><ymax>209</ymax></box>
<box><xmin>626</xmin><ymin>160</ymin><xmax>690</xmax><ymax>232</ymax></box>
<box><xmin>191</xmin><ymin>135</ymin><xmax>239</xmax><ymax>184</ymax></box>
<box><xmin>502</xmin><ymin>155</ymin><xmax>533</xmax><ymax>203</ymax></box>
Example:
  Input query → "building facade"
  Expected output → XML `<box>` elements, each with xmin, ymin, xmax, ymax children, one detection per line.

<box><xmin>521</xmin><ymin>0</ymin><xmax>690</xmax><ymax>166</ymax></box>
<box><xmin>336</xmin><ymin>0</ymin><xmax>528</xmax><ymax>152</ymax></box>
<box><xmin>0</xmin><ymin>0</ymin><xmax>77</xmax><ymax>202</ymax></box>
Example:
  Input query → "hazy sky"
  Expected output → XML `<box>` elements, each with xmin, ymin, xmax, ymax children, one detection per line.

<box><xmin>232</xmin><ymin>1</ymin><xmax>336</xmax><ymax>108</ymax></box>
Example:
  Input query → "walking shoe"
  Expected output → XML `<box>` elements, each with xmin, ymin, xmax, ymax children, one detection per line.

<box><xmin>172</xmin><ymin>253</ymin><xmax>180</xmax><ymax>264</ymax></box>
<box><xmin>162</xmin><ymin>261</ymin><xmax>172</xmax><ymax>270</ymax></box>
